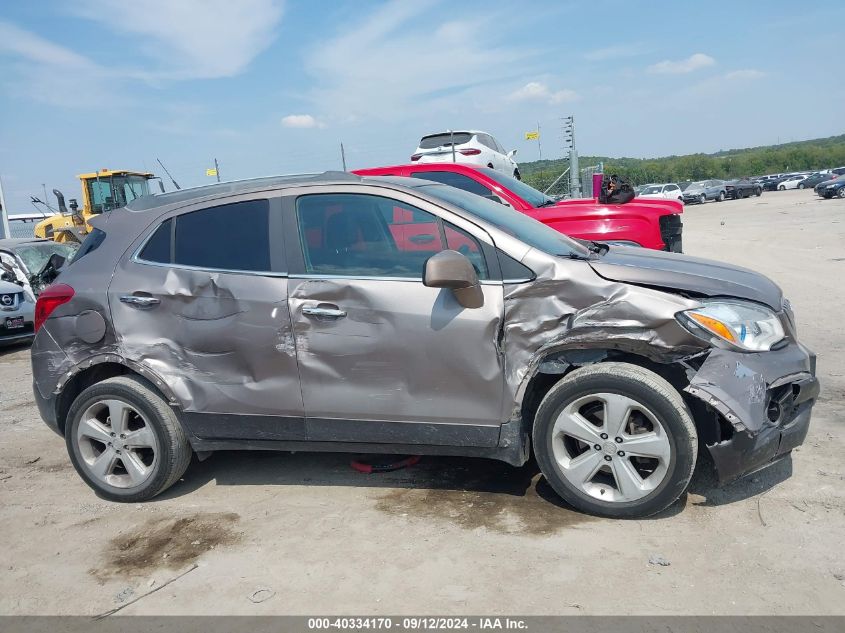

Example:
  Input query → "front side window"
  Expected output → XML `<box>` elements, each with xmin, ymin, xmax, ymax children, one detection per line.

<box><xmin>297</xmin><ymin>194</ymin><xmax>450</xmax><ymax>278</ymax></box>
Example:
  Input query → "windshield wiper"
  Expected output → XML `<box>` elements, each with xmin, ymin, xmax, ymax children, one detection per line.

<box><xmin>536</xmin><ymin>199</ymin><xmax>557</xmax><ymax>207</ymax></box>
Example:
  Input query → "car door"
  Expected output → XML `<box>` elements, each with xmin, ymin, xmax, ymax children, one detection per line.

<box><xmin>108</xmin><ymin>193</ymin><xmax>307</xmax><ymax>441</ymax></box>
<box><xmin>282</xmin><ymin>185</ymin><xmax>506</xmax><ymax>446</ymax></box>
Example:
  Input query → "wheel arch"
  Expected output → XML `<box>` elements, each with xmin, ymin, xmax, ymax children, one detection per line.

<box><xmin>54</xmin><ymin>357</ymin><xmax>178</xmax><ymax>435</ymax></box>
<box><xmin>517</xmin><ymin>347</ymin><xmax>705</xmax><ymax>443</ymax></box>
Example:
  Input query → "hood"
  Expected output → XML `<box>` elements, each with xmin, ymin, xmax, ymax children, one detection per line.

<box><xmin>0</xmin><ymin>279</ymin><xmax>24</xmax><ymax>294</ymax></box>
<box><xmin>589</xmin><ymin>247</ymin><xmax>783</xmax><ymax>310</ymax></box>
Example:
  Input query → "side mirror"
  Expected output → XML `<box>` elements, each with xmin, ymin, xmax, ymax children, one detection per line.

<box><xmin>507</xmin><ymin>149</ymin><xmax>517</xmax><ymax>158</ymax></box>
<box><xmin>423</xmin><ymin>250</ymin><xmax>484</xmax><ymax>309</ymax></box>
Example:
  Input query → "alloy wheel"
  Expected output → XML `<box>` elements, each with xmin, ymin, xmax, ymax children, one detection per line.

<box><xmin>75</xmin><ymin>399</ymin><xmax>159</xmax><ymax>488</ymax></box>
<box><xmin>551</xmin><ymin>392</ymin><xmax>671</xmax><ymax>503</ymax></box>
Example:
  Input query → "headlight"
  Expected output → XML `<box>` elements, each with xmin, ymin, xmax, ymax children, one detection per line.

<box><xmin>677</xmin><ymin>300</ymin><xmax>785</xmax><ymax>352</ymax></box>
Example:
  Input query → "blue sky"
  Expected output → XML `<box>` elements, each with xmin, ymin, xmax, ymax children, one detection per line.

<box><xmin>1</xmin><ymin>0</ymin><xmax>843</xmax><ymax>214</ymax></box>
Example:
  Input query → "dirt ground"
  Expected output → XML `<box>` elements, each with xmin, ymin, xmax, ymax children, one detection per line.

<box><xmin>1</xmin><ymin>188</ymin><xmax>843</xmax><ymax>616</ymax></box>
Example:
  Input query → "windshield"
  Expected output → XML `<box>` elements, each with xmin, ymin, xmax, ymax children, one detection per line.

<box><xmin>416</xmin><ymin>183</ymin><xmax>590</xmax><ymax>259</ymax></box>
<box><xmin>15</xmin><ymin>242</ymin><xmax>78</xmax><ymax>275</ymax></box>
<box><xmin>641</xmin><ymin>186</ymin><xmax>662</xmax><ymax>194</ymax></box>
<box><xmin>688</xmin><ymin>181</ymin><xmax>706</xmax><ymax>189</ymax></box>
<box><xmin>476</xmin><ymin>167</ymin><xmax>555</xmax><ymax>207</ymax></box>
<box><xmin>86</xmin><ymin>175</ymin><xmax>152</xmax><ymax>213</ymax></box>
<box><xmin>418</xmin><ymin>133</ymin><xmax>473</xmax><ymax>149</ymax></box>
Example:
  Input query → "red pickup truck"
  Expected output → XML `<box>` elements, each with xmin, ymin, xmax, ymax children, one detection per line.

<box><xmin>353</xmin><ymin>163</ymin><xmax>683</xmax><ymax>252</ymax></box>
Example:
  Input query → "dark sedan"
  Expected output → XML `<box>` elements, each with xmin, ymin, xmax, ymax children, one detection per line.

<box><xmin>817</xmin><ymin>175</ymin><xmax>845</xmax><ymax>198</ymax></box>
<box><xmin>802</xmin><ymin>172</ymin><xmax>836</xmax><ymax>190</ymax></box>
<box><xmin>725</xmin><ymin>179</ymin><xmax>762</xmax><ymax>199</ymax></box>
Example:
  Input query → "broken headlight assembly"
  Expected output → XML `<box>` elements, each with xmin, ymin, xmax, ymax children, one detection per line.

<box><xmin>677</xmin><ymin>300</ymin><xmax>785</xmax><ymax>352</ymax></box>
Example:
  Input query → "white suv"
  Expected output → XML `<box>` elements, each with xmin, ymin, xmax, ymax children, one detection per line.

<box><xmin>412</xmin><ymin>131</ymin><xmax>520</xmax><ymax>179</ymax></box>
<box><xmin>638</xmin><ymin>183</ymin><xmax>683</xmax><ymax>201</ymax></box>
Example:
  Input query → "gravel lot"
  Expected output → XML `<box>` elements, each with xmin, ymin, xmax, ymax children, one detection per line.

<box><xmin>1</xmin><ymin>189</ymin><xmax>843</xmax><ymax>616</ymax></box>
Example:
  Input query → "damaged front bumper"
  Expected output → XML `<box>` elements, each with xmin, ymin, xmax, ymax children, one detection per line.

<box><xmin>684</xmin><ymin>342</ymin><xmax>819</xmax><ymax>485</ymax></box>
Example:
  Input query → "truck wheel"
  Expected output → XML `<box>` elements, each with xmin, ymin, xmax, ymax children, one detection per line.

<box><xmin>532</xmin><ymin>362</ymin><xmax>697</xmax><ymax>518</ymax></box>
<box><xmin>65</xmin><ymin>376</ymin><xmax>192</xmax><ymax>502</ymax></box>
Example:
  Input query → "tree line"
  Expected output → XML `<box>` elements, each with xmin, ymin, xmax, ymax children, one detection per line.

<box><xmin>520</xmin><ymin>133</ymin><xmax>845</xmax><ymax>192</ymax></box>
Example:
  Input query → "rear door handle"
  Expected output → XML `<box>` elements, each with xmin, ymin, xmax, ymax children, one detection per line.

<box><xmin>120</xmin><ymin>294</ymin><xmax>160</xmax><ymax>308</ymax></box>
<box><xmin>302</xmin><ymin>305</ymin><xmax>347</xmax><ymax>319</ymax></box>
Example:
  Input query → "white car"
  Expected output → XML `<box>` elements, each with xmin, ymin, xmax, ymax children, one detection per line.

<box><xmin>778</xmin><ymin>175</ymin><xmax>810</xmax><ymax>190</ymax></box>
<box><xmin>638</xmin><ymin>183</ymin><xmax>683</xmax><ymax>201</ymax></box>
<box><xmin>412</xmin><ymin>130</ymin><xmax>520</xmax><ymax>179</ymax></box>
<box><xmin>0</xmin><ymin>278</ymin><xmax>34</xmax><ymax>346</ymax></box>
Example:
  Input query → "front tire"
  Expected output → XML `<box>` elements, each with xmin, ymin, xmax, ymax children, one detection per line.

<box><xmin>699</xmin><ymin>194</ymin><xmax>706</xmax><ymax>204</ymax></box>
<box><xmin>778</xmin><ymin>185</ymin><xmax>785</xmax><ymax>191</ymax></box>
<box><xmin>798</xmin><ymin>183</ymin><xmax>805</xmax><ymax>189</ymax></box>
<box><xmin>65</xmin><ymin>376</ymin><xmax>192</xmax><ymax>502</ymax></box>
<box><xmin>755</xmin><ymin>187</ymin><xmax>762</xmax><ymax>196</ymax></box>
<box><xmin>533</xmin><ymin>363</ymin><xmax>697</xmax><ymax>518</ymax></box>
<box><xmin>838</xmin><ymin>188</ymin><xmax>845</xmax><ymax>199</ymax></box>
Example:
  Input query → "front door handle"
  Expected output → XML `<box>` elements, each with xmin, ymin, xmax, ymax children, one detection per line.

<box><xmin>120</xmin><ymin>294</ymin><xmax>160</xmax><ymax>308</ymax></box>
<box><xmin>302</xmin><ymin>305</ymin><xmax>347</xmax><ymax>319</ymax></box>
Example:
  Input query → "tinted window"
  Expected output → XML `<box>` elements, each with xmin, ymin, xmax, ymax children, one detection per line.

<box><xmin>418</xmin><ymin>133</ymin><xmax>472</xmax><ymax>149</ymax></box>
<box><xmin>411</xmin><ymin>171</ymin><xmax>493</xmax><ymax>197</ymax></box>
<box><xmin>174</xmin><ymin>200</ymin><xmax>270</xmax><ymax>271</ymax></box>
<box><xmin>297</xmin><ymin>194</ymin><xmax>445</xmax><ymax>278</ymax></box>
<box><xmin>477</xmin><ymin>168</ymin><xmax>554</xmax><ymax>207</ymax></box>
<box><xmin>71</xmin><ymin>228</ymin><xmax>106</xmax><ymax>264</ymax></box>
<box><xmin>477</xmin><ymin>134</ymin><xmax>496</xmax><ymax>151</ymax></box>
<box><xmin>139</xmin><ymin>219</ymin><xmax>172</xmax><ymax>263</ymax></box>
<box><xmin>444</xmin><ymin>221</ymin><xmax>488</xmax><ymax>280</ymax></box>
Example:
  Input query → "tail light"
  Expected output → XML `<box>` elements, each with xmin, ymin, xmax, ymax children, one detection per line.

<box><xmin>410</xmin><ymin>153</ymin><xmax>422</xmax><ymax>161</ymax></box>
<box><xmin>459</xmin><ymin>149</ymin><xmax>481</xmax><ymax>156</ymax></box>
<box><xmin>34</xmin><ymin>283</ymin><xmax>74</xmax><ymax>332</ymax></box>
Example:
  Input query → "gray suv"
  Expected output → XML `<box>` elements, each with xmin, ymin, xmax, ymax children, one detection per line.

<box><xmin>31</xmin><ymin>173</ymin><xmax>819</xmax><ymax>518</ymax></box>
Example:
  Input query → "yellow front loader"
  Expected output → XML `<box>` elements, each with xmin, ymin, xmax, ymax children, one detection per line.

<box><xmin>34</xmin><ymin>170</ymin><xmax>160</xmax><ymax>243</ymax></box>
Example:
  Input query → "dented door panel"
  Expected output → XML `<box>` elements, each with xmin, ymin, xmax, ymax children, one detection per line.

<box><xmin>288</xmin><ymin>277</ymin><xmax>506</xmax><ymax>430</ymax></box>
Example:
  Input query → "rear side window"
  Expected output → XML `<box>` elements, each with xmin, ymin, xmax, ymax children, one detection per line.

<box><xmin>70</xmin><ymin>228</ymin><xmax>107</xmax><ymax>264</ymax></box>
<box><xmin>411</xmin><ymin>171</ymin><xmax>493</xmax><ymax>197</ymax></box>
<box><xmin>139</xmin><ymin>219</ymin><xmax>172</xmax><ymax>263</ymax></box>
<box><xmin>174</xmin><ymin>200</ymin><xmax>270</xmax><ymax>271</ymax></box>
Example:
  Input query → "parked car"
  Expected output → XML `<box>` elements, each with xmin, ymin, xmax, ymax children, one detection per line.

<box><xmin>31</xmin><ymin>172</ymin><xmax>817</xmax><ymax>518</ymax></box>
<box><xmin>817</xmin><ymin>175</ymin><xmax>845</xmax><ymax>198</ymax></box>
<box><xmin>801</xmin><ymin>172</ymin><xmax>835</xmax><ymax>189</ymax></box>
<box><xmin>638</xmin><ymin>183</ymin><xmax>683</xmax><ymax>201</ymax></box>
<box><xmin>681</xmin><ymin>180</ymin><xmax>727</xmax><ymax>204</ymax></box>
<box><xmin>0</xmin><ymin>238</ymin><xmax>78</xmax><ymax>297</ymax></box>
<box><xmin>777</xmin><ymin>175</ymin><xmax>809</xmax><ymax>190</ymax></box>
<box><xmin>725</xmin><ymin>179</ymin><xmax>762</xmax><ymax>199</ymax></box>
<box><xmin>412</xmin><ymin>131</ymin><xmax>520</xmax><ymax>179</ymax></box>
<box><xmin>0</xmin><ymin>277</ymin><xmax>35</xmax><ymax>346</ymax></box>
<box><xmin>354</xmin><ymin>163</ymin><xmax>683</xmax><ymax>251</ymax></box>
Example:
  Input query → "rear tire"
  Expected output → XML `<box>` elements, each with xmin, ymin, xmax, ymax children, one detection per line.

<box><xmin>532</xmin><ymin>363</ymin><xmax>697</xmax><ymax>518</ymax></box>
<box><xmin>838</xmin><ymin>188</ymin><xmax>845</xmax><ymax>199</ymax></box>
<box><xmin>65</xmin><ymin>376</ymin><xmax>192</xmax><ymax>502</ymax></box>
<box><xmin>798</xmin><ymin>183</ymin><xmax>805</xmax><ymax>189</ymax></box>
<box><xmin>716</xmin><ymin>191</ymin><xmax>725</xmax><ymax>202</ymax></box>
<box><xmin>778</xmin><ymin>185</ymin><xmax>785</xmax><ymax>191</ymax></box>
<box><xmin>755</xmin><ymin>187</ymin><xmax>762</xmax><ymax>196</ymax></box>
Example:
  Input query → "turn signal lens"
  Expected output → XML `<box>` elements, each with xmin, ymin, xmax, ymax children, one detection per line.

<box><xmin>34</xmin><ymin>283</ymin><xmax>74</xmax><ymax>332</ymax></box>
<box><xmin>687</xmin><ymin>312</ymin><xmax>738</xmax><ymax>343</ymax></box>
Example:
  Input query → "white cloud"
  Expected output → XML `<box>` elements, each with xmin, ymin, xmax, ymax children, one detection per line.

<box><xmin>281</xmin><ymin>114</ymin><xmax>324</xmax><ymax>129</ymax></box>
<box><xmin>725</xmin><ymin>69</ymin><xmax>766</xmax><ymax>80</ymax></box>
<box><xmin>72</xmin><ymin>0</ymin><xmax>284</xmax><ymax>79</ymax></box>
<box><xmin>0</xmin><ymin>20</ymin><xmax>95</xmax><ymax>69</ymax></box>
<box><xmin>304</xmin><ymin>1</ymin><xmax>536</xmax><ymax>122</ymax></box>
<box><xmin>508</xmin><ymin>81</ymin><xmax>579</xmax><ymax>104</ymax></box>
<box><xmin>647</xmin><ymin>53</ymin><xmax>715</xmax><ymax>74</ymax></box>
